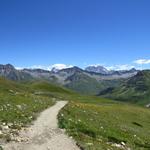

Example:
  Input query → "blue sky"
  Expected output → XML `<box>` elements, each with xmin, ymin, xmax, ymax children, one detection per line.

<box><xmin>0</xmin><ymin>0</ymin><xmax>150</xmax><ymax>70</ymax></box>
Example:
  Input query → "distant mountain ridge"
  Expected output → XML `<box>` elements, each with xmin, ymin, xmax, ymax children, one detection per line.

<box><xmin>98</xmin><ymin>70</ymin><xmax>150</xmax><ymax>105</ymax></box>
<box><xmin>85</xmin><ymin>65</ymin><xmax>137</xmax><ymax>75</ymax></box>
<box><xmin>0</xmin><ymin>64</ymin><xmax>33</xmax><ymax>81</ymax></box>
<box><xmin>1</xmin><ymin>63</ymin><xmax>149</xmax><ymax>105</ymax></box>
<box><xmin>0</xmin><ymin>64</ymin><xmax>138</xmax><ymax>95</ymax></box>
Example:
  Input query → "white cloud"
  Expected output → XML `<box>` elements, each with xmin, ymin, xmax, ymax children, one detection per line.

<box><xmin>105</xmin><ymin>64</ymin><xmax>135</xmax><ymax>71</ymax></box>
<box><xmin>86</xmin><ymin>64</ymin><xmax>135</xmax><ymax>71</ymax></box>
<box><xmin>134</xmin><ymin>59</ymin><xmax>150</xmax><ymax>65</ymax></box>
<box><xmin>15</xmin><ymin>67</ymin><xmax>24</xmax><ymax>70</ymax></box>
<box><xmin>87</xmin><ymin>64</ymin><xmax>105</xmax><ymax>67</ymax></box>
<box><xmin>51</xmin><ymin>64</ymin><xmax>73</xmax><ymax>70</ymax></box>
<box><xmin>28</xmin><ymin>65</ymin><xmax>52</xmax><ymax>71</ymax></box>
<box><xmin>15</xmin><ymin>64</ymin><xmax>73</xmax><ymax>71</ymax></box>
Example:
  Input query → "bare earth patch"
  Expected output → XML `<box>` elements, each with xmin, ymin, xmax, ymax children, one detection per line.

<box><xmin>3</xmin><ymin>101</ymin><xmax>80</xmax><ymax>150</ymax></box>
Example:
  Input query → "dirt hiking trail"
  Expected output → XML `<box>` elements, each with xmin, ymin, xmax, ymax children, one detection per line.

<box><xmin>3</xmin><ymin>101</ymin><xmax>80</xmax><ymax>150</ymax></box>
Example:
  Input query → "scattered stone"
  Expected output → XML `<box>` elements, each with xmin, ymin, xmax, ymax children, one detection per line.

<box><xmin>2</xmin><ymin>126</ymin><xmax>9</xmax><ymax>131</ymax></box>
<box><xmin>146</xmin><ymin>103</ymin><xmax>150</xmax><ymax>108</ymax></box>
<box><xmin>121</xmin><ymin>142</ymin><xmax>126</xmax><ymax>146</ymax></box>
<box><xmin>47</xmin><ymin>146</ymin><xmax>50</xmax><ymax>150</ymax></box>
<box><xmin>0</xmin><ymin>130</ymin><xmax>3</xmax><ymax>135</ymax></box>
<box><xmin>97</xmin><ymin>138</ymin><xmax>102</xmax><ymax>142</ymax></box>
<box><xmin>16</xmin><ymin>105</ymin><xmax>22</xmax><ymax>110</ymax></box>
<box><xmin>8</xmin><ymin>123</ymin><xmax>13</xmax><ymax>127</ymax></box>
<box><xmin>29</xmin><ymin>116</ymin><xmax>33</xmax><ymax>119</ymax></box>
<box><xmin>2</xmin><ymin>123</ymin><xmax>6</xmax><ymax>126</ymax></box>
<box><xmin>14</xmin><ymin>137</ymin><xmax>22</xmax><ymax>142</ymax></box>
<box><xmin>9</xmin><ymin>90</ymin><xmax>14</xmax><ymax>93</ymax></box>
<box><xmin>112</xmin><ymin>143</ymin><xmax>123</xmax><ymax>148</ymax></box>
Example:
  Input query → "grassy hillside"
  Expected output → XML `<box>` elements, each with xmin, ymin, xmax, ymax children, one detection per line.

<box><xmin>0</xmin><ymin>76</ymin><xmax>150</xmax><ymax>150</ymax></box>
<box><xmin>98</xmin><ymin>70</ymin><xmax>150</xmax><ymax>105</ymax></box>
<box><xmin>65</xmin><ymin>72</ymin><xmax>123</xmax><ymax>95</ymax></box>
<box><xmin>0</xmin><ymin>77</ymin><xmax>74</xmax><ymax>143</ymax></box>
<box><xmin>58</xmin><ymin>100</ymin><xmax>150</xmax><ymax>150</ymax></box>
<box><xmin>65</xmin><ymin>72</ymin><xmax>103</xmax><ymax>95</ymax></box>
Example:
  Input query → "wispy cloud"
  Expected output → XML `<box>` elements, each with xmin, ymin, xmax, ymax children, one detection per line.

<box><xmin>15</xmin><ymin>59</ymin><xmax>150</xmax><ymax>72</ymax></box>
<box><xmin>87</xmin><ymin>64</ymin><xmax>105</xmax><ymax>67</ymax></box>
<box><xmin>15</xmin><ymin>64</ymin><xmax>73</xmax><ymax>71</ymax></box>
<box><xmin>134</xmin><ymin>59</ymin><xmax>150</xmax><ymax>65</ymax></box>
<box><xmin>105</xmin><ymin>64</ymin><xmax>135</xmax><ymax>71</ymax></box>
<box><xmin>51</xmin><ymin>64</ymin><xmax>73</xmax><ymax>70</ymax></box>
<box><xmin>86</xmin><ymin>63</ymin><xmax>135</xmax><ymax>71</ymax></box>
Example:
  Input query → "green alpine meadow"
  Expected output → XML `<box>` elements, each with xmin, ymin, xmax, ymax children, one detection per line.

<box><xmin>0</xmin><ymin>68</ymin><xmax>150</xmax><ymax>149</ymax></box>
<box><xmin>0</xmin><ymin>0</ymin><xmax>150</xmax><ymax>149</ymax></box>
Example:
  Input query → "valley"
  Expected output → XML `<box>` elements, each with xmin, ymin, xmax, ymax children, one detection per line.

<box><xmin>0</xmin><ymin>64</ymin><xmax>149</xmax><ymax>150</ymax></box>
<box><xmin>1</xmin><ymin>1</ymin><xmax>150</xmax><ymax>149</ymax></box>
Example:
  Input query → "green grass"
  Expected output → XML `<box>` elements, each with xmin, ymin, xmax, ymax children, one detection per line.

<box><xmin>98</xmin><ymin>70</ymin><xmax>150</xmax><ymax>105</ymax></box>
<box><xmin>0</xmin><ymin>77</ymin><xmax>75</xmax><ymax>142</ymax></box>
<box><xmin>1</xmin><ymin>76</ymin><xmax>150</xmax><ymax>150</ymax></box>
<box><xmin>0</xmin><ymin>93</ymin><xmax>54</xmax><ymax>125</ymax></box>
<box><xmin>0</xmin><ymin>77</ymin><xmax>77</xmax><ymax>125</ymax></box>
<box><xmin>58</xmin><ymin>100</ymin><xmax>150</xmax><ymax>150</ymax></box>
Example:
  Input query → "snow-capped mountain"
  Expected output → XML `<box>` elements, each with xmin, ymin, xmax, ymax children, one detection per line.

<box><xmin>85</xmin><ymin>65</ymin><xmax>109</xmax><ymax>74</ymax></box>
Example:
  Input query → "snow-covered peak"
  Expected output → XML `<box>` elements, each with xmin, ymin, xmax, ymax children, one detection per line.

<box><xmin>85</xmin><ymin>65</ymin><xmax>109</xmax><ymax>74</ymax></box>
<box><xmin>51</xmin><ymin>64</ymin><xmax>73</xmax><ymax>72</ymax></box>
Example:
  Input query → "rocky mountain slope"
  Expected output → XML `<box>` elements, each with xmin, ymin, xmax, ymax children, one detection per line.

<box><xmin>0</xmin><ymin>64</ymin><xmax>138</xmax><ymax>95</ymax></box>
<box><xmin>98</xmin><ymin>70</ymin><xmax>150</xmax><ymax>105</ymax></box>
<box><xmin>0</xmin><ymin>64</ymin><xmax>33</xmax><ymax>81</ymax></box>
<box><xmin>85</xmin><ymin>65</ymin><xmax>137</xmax><ymax>76</ymax></box>
<box><xmin>85</xmin><ymin>65</ymin><xmax>109</xmax><ymax>74</ymax></box>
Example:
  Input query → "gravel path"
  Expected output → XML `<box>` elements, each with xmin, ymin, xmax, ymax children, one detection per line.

<box><xmin>3</xmin><ymin>101</ymin><xmax>80</xmax><ymax>150</ymax></box>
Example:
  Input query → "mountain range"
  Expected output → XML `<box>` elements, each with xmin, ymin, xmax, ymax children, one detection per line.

<box><xmin>0</xmin><ymin>64</ymin><xmax>138</xmax><ymax>94</ymax></box>
<box><xmin>0</xmin><ymin>63</ymin><xmax>150</xmax><ymax>105</ymax></box>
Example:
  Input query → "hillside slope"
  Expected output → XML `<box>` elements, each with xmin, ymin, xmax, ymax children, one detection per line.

<box><xmin>0</xmin><ymin>77</ymin><xmax>150</xmax><ymax>150</ymax></box>
<box><xmin>98</xmin><ymin>70</ymin><xmax>150</xmax><ymax>105</ymax></box>
<box><xmin>0</xmin><ymin>77</ymin><xmax>75</xmax><ymax>144</ymax></box>
<box><xmin>59</xmin><ymin>100</ymin><xmax>150</xmax><ymax>150</ymax></box>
